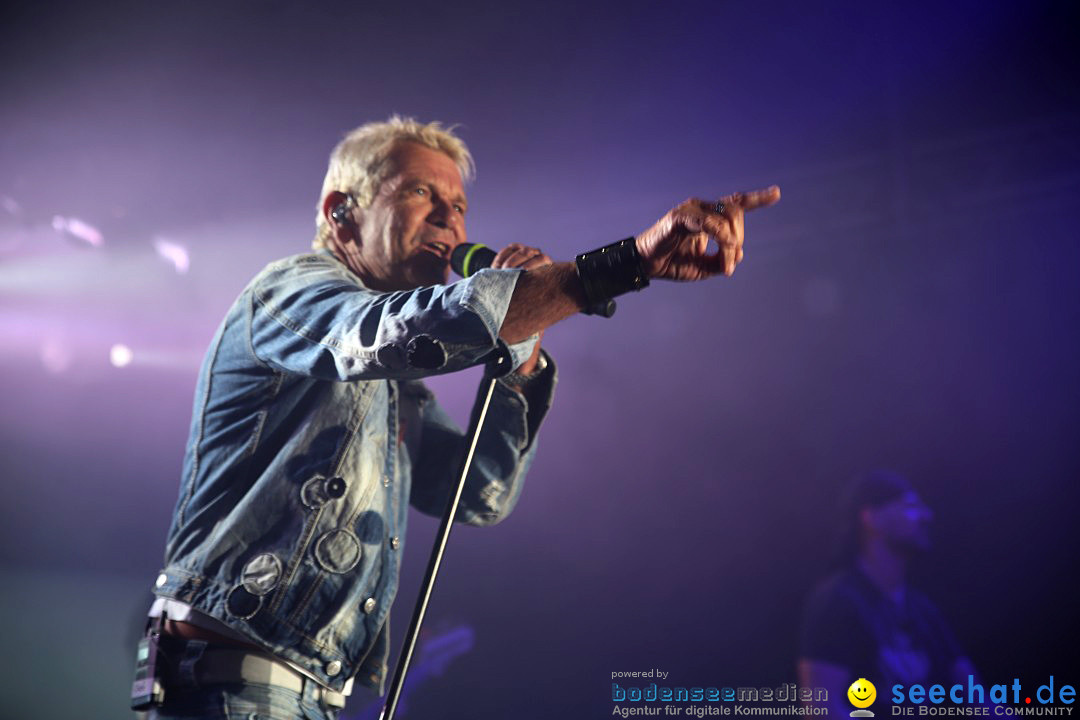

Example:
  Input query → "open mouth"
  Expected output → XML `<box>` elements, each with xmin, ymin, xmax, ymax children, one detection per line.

<box><xmin>419</xmin><ymin>241</ymin><xmax>451</xmax><ymax>261</ymax></box>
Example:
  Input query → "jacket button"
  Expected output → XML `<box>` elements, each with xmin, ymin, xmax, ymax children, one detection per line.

<box><xmin>155</xmin><ymin>573</ymin><xmax>168</xmax><ymax>588</ymax></box>
<box><xmin>363</xmin><ymin>597</ymin><xmax>377</xmax><ymax>614</ymax></box>
<box><xmin>390</xmin><ymin>536</ymin><xmax>400</xmax><ymax>550</ymax></box>
<box><xmin>326</xmin><ymin>476</ymin><xmax>347</xmax><ymax>498</ymax></box>
<box><xmin>326</xmin><ymin>660</ymin><xmax>342</xmax><ymax>677</ymax></box>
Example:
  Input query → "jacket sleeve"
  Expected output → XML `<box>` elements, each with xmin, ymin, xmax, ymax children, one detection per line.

<box><xmin>407</xmin><ymin>351</ymin><xmax>557</xmax><ymax>526</ymax></box>
<box><xmin>248</xmin><ymin>253</ymin><xmax>536</xmax><ymax>380</ymax></box>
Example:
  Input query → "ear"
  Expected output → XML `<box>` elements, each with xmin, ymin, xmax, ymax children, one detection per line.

<box><xmin>322</xmin><ymin>191</ymin><xmax>359</xmax><ymax>244</ymax></box>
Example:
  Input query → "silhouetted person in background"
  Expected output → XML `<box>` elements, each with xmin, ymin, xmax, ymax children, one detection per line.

<box><xmin>798</xmin><ymin>470</ymin><xmax>977</xmax><ymax>715</ymax></box>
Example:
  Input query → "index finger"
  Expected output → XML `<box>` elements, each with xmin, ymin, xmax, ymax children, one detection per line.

<box><xmin>734</xmin><ymin>185</ymin><xmax>781</xmax><ymax>211</ymax></box>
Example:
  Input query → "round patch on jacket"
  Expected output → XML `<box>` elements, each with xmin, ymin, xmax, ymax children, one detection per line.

<box><xmin>301</xmin><ymin>476</ymin><xmax>327</xmax><ymax>508</ymax></box>
<box><xmin>314</xmin><ymin>529</ymin><xmax>361</xmax><ymax>574</ymax></box>
<box><xmin>406</xmin><ymin>334</ymin><xmax>446</xmax><ymax>369</ymax></box>
<box><xmin>301</xmin><ymin>475</ymin><xmax>350</xmax><ymax>509</ymax></box>
<box><xmin>354</xmin><ymin>510</ymin><xmax>385</xmax><ymax>544</ymax></box>
<box><xmin>376</xmin><ymin>342</ymin><xmax>406</xmax><ymax>370</ymax></box>
<box><xmin>226</xmin><ymin>585</ymin><xmax>262</xmax><ymax>619</ymax></box>
<box><xmin>241</xmin><ymin>553</ymin><xmax>282</xmax><ymax>596</ymax></box>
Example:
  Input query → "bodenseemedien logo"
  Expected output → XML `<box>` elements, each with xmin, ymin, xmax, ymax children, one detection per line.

<box><xmin>849</xmin><ymin>678</ymin><xmax>877</xmax><ymax>717</ymax></box>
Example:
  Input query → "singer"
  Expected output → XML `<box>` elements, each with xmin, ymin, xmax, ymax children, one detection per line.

<box><xmin>134</xmin><ymin>116</ymin><xmax>780</xmax><ymax>719</ymax></box>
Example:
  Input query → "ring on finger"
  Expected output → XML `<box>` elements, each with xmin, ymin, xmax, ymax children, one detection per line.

<box><xmin>714</xmin><ymin>201</ymin><xmax>726</xmax><ymax>215</ymax></box>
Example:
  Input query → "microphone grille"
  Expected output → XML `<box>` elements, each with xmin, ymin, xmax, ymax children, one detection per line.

<box><xmin>450</xmin><ymin>243</ymin><xmax>495</xmax><ymax>277</ymax></box>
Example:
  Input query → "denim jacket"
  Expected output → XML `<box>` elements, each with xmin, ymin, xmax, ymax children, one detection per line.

<box><xmin>152</xmin><ymin>251</ymin><xmax>555</xmax><ymax>692</ymax></box>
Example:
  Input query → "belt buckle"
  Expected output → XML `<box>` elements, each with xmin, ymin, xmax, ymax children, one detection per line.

<box><xmin>306</xmin><ymin>680</ymin><xmax>346</xmax><ymax>709</ymax></box>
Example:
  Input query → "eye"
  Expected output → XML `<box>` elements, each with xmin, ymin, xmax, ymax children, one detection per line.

<box><xmin>453</xmin><ymin>204</ymin><xmax>465</xmax><ymax>214</ymax></box>
<box><xmin>413</xmin><ymin>186</ymin><xmax>428</xmax><ymax>197</ymax></box>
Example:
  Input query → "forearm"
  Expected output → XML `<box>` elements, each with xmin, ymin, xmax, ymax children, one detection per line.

<box><xmin>498</xmin><ymin>262</ymin><xmax>586</xmax><ymax>344</ymax></box>
<box><xmin>410</xmin><ymin>364</ymin><xmax>556</xmax><ymax>525</ymax></box>
<box><xmin>252</xmin><ymin>254</ymin><xmax>529</xmax><ymax>380</ymax></box>
<box><xmin>511</xmin><ymin>337</ymin><xmax>543</xmax><ymax>377</ymax></box>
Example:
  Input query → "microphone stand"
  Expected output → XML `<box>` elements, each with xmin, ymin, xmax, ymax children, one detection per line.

<box><xmin>379</xmin><ymin>353</ymin><xmax>508</xmax><ymax>720</ymax></box>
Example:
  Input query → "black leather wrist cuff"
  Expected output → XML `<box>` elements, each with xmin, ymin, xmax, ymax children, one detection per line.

<box><xmin>574</xmin><ymin>237</ymin><xmax>650</xmax><ymax>308</ymax></box>
<box><xmin>501</xmin><ymin>351</ymin><xmax>549</xmax><ymax>387</ymax></box>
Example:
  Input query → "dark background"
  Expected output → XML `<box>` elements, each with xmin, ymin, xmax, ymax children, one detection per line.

<box><xmin>1</xmin><ymin>1</ymin><xmax>1077</xmax><ymax>718</ymax></box>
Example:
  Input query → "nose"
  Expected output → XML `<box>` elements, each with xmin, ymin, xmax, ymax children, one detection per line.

<box><xmin>426</xmin><ymin>196</ymin><xmax>460</xmax><ymax>232</ymax></box>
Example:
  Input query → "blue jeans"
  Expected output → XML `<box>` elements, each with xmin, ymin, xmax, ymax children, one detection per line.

<box><xmin>146</xmin><ymin>682</ymin><xmax>343</xmax><ymax>720</ymax></box>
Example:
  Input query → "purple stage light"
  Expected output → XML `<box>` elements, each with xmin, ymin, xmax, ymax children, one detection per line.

<box><xmin>51</xmin><ymin>215</ymin><xmax>104</xmax><ymax>247</ymax></box>
<box><xmin>40</xmin><ymin>338</ymin><xmax>73</xmax><ymax>374</ymax></box>
<box><xmin>1</xmin><ymin>195</ymin><xmax>22</xmax><ymax>217</ymax></box>
<box><xmin>109</xmin><ymin>343</ymin><xmax>133</xmax><ymax>368</ymax></box>
<box><xmin>153</xmin><ymin>238</ymin><xmax>190</xmax><ymax>274</ymax></box>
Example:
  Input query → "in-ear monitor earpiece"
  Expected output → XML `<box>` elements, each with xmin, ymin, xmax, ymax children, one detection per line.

<box><xmin>331</xmin><ymin>194</ymin><xmax>355</xmax><ymax>225</ymax></box>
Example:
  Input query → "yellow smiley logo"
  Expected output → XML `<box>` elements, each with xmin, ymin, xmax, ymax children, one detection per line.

<box><xmin>847</xmin><ymin>678</ymin><xmax>877</xmax><ymax>709</ymax></box>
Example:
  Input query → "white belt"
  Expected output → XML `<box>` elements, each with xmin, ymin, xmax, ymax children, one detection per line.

<box><xmin>191</xmin><ymin>648</ymin><xmax>347</xmax><ymax>709</ymax></box>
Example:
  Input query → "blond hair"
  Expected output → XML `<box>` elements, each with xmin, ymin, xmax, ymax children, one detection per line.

<box><xmin>313</xmin><ymin>116</ymin><xmax>475</xmax><ymax>250</ymax></box>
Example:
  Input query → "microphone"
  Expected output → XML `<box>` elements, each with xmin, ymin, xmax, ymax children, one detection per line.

<box><xmin>450</xmin><ymin>243</ymin><xmax>616</xmax><ymax>318</ymax></box>
<box><xmin>450</xmin><ymin>243</ymin><xmax>497</xmax><ymax>279</ymax></box>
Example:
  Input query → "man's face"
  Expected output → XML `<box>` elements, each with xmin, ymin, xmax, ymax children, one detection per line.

<box><xmin>351</xmin><ymin>141</ymin><xmax>467</xmax><ymax>291</ymax></box>
<box><xmin>872</xmin><ymin>490</ymin><xmax>933</xmax><ymax>553</ymax></box>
